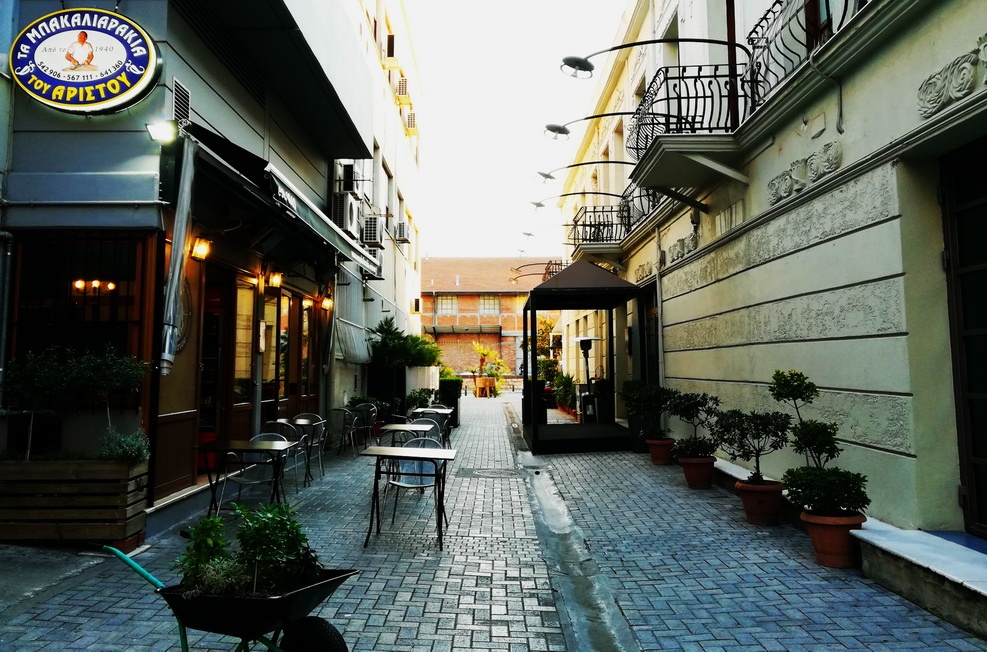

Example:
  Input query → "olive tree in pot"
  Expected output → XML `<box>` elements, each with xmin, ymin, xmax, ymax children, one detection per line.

<box><xmin>668</xmin><ymin>392</ymin><xmax>720</xmax><ymax>488</ymax></box>
<box><xmin>771</xmin><ymin>369</ymin><xmax>871</xmax><ymax>568</ymax></box>
<box><xmin>713</xmin><ymin>408</ymin><xmax>792</xmax><ymax>524</ymax></box>
<box><xmin>618</xmin><ymin>381</ymin><xmax>680</xmax><ymax>462</ymax></box>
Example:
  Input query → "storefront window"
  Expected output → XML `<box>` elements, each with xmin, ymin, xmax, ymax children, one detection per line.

<box><xmin>279</xmin><ymin>294</ymin><xmax>291</xmax><ymax>400</ymax></box>
<box><xmin>233</xmin><ymin>277</ymin><xmax>255</xmax><ymax>403</ymax></box>
<box><xmin>13</xmin><ymin>232</ymin><xmax>144</xmax><ymax>355</ymax></box>
<box><xmin>300</xmin><ymin>301</ymin><xmax>311</xmax><ymax>395</ymax></box>
<box><xmin>261</xmin><ymin>293</ymin><xmax>279</xmax><ymax>401</ymax></box>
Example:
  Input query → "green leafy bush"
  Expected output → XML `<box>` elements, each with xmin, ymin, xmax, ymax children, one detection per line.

<box><xmin>96</xmin><ymin>427</ymin><xmax>150</xmax><ymax>464</ymax></box>
<box><xmin>175</xmin><ymin>504</ymin><xmax>323</xmax><ymax>597</ymax></box>
<box><xmin>713</xmin><ymin>409</ymin><xmax>791</xmax><ymax>483</ymax></box>
<box><xmin>618</xmin><ymin>381</ymin><xmax>680</xmax><ymax>439</ymax></box>
<box><xmin>781</xmin><ymin>467</ymin><xmax>871</xmax><ymax>516</ymax></box>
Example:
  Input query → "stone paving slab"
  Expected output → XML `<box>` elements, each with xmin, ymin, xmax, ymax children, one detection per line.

<box><xmin>0</xmin><ymin>394</ymin><xmax>986</xmax><ymax>651</ymax></box>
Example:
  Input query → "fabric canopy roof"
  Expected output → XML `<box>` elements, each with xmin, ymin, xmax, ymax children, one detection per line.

<box><xmin>524</xmin><ymin>260</ymin><xmax>640</xmax><ymax>311</ymax></box>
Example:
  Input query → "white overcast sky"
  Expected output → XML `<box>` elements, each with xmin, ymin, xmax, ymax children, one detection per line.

<box><xmin>405</xmin><ymin>2</ymin><xmax>625</xmax><ymax>259</ymax></box>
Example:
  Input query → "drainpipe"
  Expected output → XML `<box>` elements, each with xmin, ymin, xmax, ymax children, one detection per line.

<box><xmin>808</xmin><ymin>48</ymin><xmax>845</xmax><ymax>134</ymax></box>
<box><xmin>0</xmin><ymin>229</ymin><xmax>12</xmax><ymax>407</ymax></box>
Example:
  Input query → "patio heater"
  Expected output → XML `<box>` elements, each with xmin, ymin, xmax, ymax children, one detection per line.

<box><xmin>574</xmin><ymin>337</ymin><xmax>601</xmax><ymax>423</ymax></box>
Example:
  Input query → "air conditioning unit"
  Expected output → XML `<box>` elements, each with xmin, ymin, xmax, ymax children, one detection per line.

<box><xmin>395</xmin><ymin>221</ymin><xmax>411</xmax><ymax>243</ymax></box>
<box><xmin>405</xmin><ymin>112</ymin><xmax>418</xmax><ymax>137</ymax></box>
<box><xmin>330</xmin><ymin>193</ymin><xmax>360</xmax><ymax>238</ymax></box>
<box><xmin>361</xmin><ymin>215</ymin><xmax>384</xmax><ymax>249</ymax></box>
<box><xmin>395</xmin><ymin>77</ymin><xmax>411</xmax><ymax>105</ymax></box>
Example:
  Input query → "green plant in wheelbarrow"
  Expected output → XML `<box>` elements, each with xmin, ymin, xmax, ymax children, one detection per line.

<box><xmin>158</xmin><ymin>503</ymin><xmax>358</xmax><ymax>650</ymax></box>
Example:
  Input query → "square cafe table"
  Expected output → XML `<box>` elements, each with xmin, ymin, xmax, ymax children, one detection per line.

<box><xmin>198</xmin><ymin>439</ymin><xmax>297</xmax><ymax>516</ymax></box>
<box><xmin>378</xmin><ymin>422</ymin><xmax>436</xmax><ymax>445</ymax></box>
<box><xmin>360</xmin><ymin>445</ymin><xmax>457</xmax><ymax>550</ymax></box>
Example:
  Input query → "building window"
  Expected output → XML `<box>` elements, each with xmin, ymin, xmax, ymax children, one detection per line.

<box><xmin>437</xmin><ymin>295</ymin><xmax>457</xmax><ymax>315</ymax></box>
<box><xmin>479</xmin><ymin>295</ymin><xmax>500</xmax><ymax>315</ymax></box>
<box><xmin>12</xmin><ymin>232</ymin><xmax>145</xmax><ymax>356</ymax></box>
<box><xmin>714</xmin><ymin>200</ymin><xmax>745</xmax><ymax>236</ymax></box>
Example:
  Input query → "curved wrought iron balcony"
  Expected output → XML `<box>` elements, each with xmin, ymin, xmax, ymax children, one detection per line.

<box><xmin>567</xmin><ymin>186</ymin><xmax>668</xmax><ymax>247</ymax></box>
<box><xmin>626</xmin><ymin>40</ymin><xmax>753</xmax><ymax>161</ymax></box>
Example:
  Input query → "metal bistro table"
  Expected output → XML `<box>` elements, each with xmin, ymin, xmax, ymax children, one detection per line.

<box><xmin>360</xmin><ymin>445</ymin><xmax>457</xmax><ymax>550</ymax></box>
<box><xmin>198</xmin><ymin>439</ymin><xmax>297</xmax><ymax>516</ymax></box>
<box><xmin>378</xmin><ymin>422</ymin><xmax>436</xmax><ymax>445</ymax></box>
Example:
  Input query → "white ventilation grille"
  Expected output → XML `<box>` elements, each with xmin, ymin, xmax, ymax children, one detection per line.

<box><xmin>173</xmin><ymin>79</ymin><xmax>190</xmax><ymax>123</ymax></box>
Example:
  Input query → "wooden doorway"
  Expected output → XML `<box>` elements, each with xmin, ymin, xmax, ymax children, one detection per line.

<box><xmin>942</xmin><ymin>136</ymin><xmax>987</xmax><ymax>537</ymax></box>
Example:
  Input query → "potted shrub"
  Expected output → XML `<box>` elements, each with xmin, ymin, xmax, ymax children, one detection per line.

<box><xmin>553</xmin><ymin>372</ymin><xmax>577</xmax><ymax>416</ymax></box>
<box><xmin>713</xmin><ymin>408</ymin><xmax>792</xmax><ymax>524</ymax></box>
<box><xmin>618</xmin><ymin>380</ymin><xmax>680</xmax><ymax>462</ymax></box>
<box><xmin>167</xmin><ymin>503</ymin><xmax>358</xmax><ymax>647</ymax></box>
<box><xmin>771</xmin><ymin>369</ymin><xmax>871</xmax><ymax>567</ymax></box>
<box><xmin>669</xmin><ymin>392</ymin><xmax>720</xmax><ymax>488</ymax></box>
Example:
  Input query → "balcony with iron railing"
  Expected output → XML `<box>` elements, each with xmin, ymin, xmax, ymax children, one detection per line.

<box><xmin>626</xmin><ymin>41</ymin><xmax>753</xmax><ymax>161</ymax></box>
<box><xmin>567</xmin><ymin>186</ymin><xmax>668</xmax><ymax>249</ymax></box>
<box><xmin>627</xmin><ymin>1</ymin><xmax>868</xmax><ymax>161</ymax></box>
<box><xmin>747</xmin><ymin>0</ymin><xmax>866</xmax><ymax>109</ymax></box>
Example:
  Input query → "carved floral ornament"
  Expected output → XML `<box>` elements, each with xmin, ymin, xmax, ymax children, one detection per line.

<box><xmin>767</xmin><ymin>141</ymin><xmax>843</xmax><ymax>205</ymax></box>
<box><xmin>916</xmin><ymin>34</ymin><xmax>987</xmax><ymax>119</ymax></box>
<box><xmin>633</xmin><ymin>260</ymin><xmax>654</xmax><ymax>283</ymax></box>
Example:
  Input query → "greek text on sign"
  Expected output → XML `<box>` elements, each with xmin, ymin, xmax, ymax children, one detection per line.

<box><xmin>9</xmin><ymin>8</ymin><xmax>160</xmax><ymax>114</ymax></box>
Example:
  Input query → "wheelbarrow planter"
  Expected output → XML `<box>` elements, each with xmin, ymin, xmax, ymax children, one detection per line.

<box><xmin>158</xmin><ymin>568</ymin><xmax>360</xmax><ymax>641</ymax></box>
<box><xmin>105</xmin><ymin>546</ymin><xmax>358</xmax><ymax>652</ymax></box>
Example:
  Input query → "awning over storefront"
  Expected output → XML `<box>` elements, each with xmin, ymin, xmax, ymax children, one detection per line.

<box><xmin>335</xmin><ymin>319</ymin><xmax>372</xmax><ymax>364</ymax></box>
<box><xmin>185</xmin><ymin>123</ymin><xmax>378</xmax><ymax>275</ymax></box>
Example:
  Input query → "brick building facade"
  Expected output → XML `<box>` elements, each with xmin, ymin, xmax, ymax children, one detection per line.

<box><xmin>420</xmin><ymin>258</ymin><xmax>559</xmax><ymax>375</ymax></box>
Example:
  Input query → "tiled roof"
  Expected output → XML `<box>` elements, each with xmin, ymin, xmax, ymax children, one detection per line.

<box><xmin>421</xmin><ymin>257</ymin><xmax>557</xmax><ymax>293</ymax></box>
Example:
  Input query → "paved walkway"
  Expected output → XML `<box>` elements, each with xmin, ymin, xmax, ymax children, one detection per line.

<box><xmin>2</xmin><ymin>394</ymin><xmax>987</xmax><ymax>651</ymax></box>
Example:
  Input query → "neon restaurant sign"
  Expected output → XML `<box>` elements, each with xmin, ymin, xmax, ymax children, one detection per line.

<box><xmin>9</xmin><ymin>8</ymin><xmax>160</xmax><ymax>114</ymax></box>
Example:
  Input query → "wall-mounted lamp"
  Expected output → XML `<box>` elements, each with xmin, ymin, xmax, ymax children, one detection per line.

<box><xmin>531</xmin><ymin>192</ymin><xmax>625</xmax><ymax>209</ymax></box>
<box><xmin>537</xmin><ymin>160</ymin><xmax>636</xmax><ymax>182</ymax></box>
<box><xmin>544</xmin><ymin>112</ymin><xmax>635</xmax><ymax>140</ymax></box>
<box><xmin>268</xmin><ymin>271</ymin><xmax>283</xmax><ymax>288</ymax></box>
<box><xmin>301</xmin><ymin>298</ymin><xmax>314</xmax><ymax>309</ymax></box>
<box><xmin>190</xmin><ymin>237</ymin><xmax>211</xmax><ymax>261</ymax></box>
<box><xmin>145</xmin><ymin>119</ymin><xmax>179</xmax><ymax>144</ymax></box>
<box><xmin>321</xmin><ymin>295</ymin><xmax>333</xmax><ymax>311</ymax></box>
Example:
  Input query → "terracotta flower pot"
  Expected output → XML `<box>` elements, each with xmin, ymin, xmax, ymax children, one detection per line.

<box><xmin>800</xmin><ymin>511</ymin><xmax>867</xmax><ymax>568</ymax></box>
<box><xmin>735</xmin><ymin>480</ymin><xmax>784</xmax><ymax>525</ymax></box>
<box><xmin>679</xmin><ymin>456</ymin><xmax>716</xmax><ymax>489</ymax></box>
<box><xmin>645</xmin><ymin>438</ymin><xmax>675</xmax><ymax>465</ymax></box>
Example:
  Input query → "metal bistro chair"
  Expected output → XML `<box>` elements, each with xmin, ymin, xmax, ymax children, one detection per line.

<box><xmin>262</xmin><ymin>421</ymin><xmax>307</xmax><ymax>490</ymax></box>
<box><xmin>291</xmin><ymin>413</ymin><xmax>327</xmax><ymax>480</ymax></box>
<box><xmin>218</xmin><ymin>433</ymin><xmax>289</xmax><ymax>512</ymax></box>
<box><xmin>351</xmin><ymin>402</ymin><xmax>378</xmax><ymax>448</ymax></box>
<box><xmin>411</xmin><ymin>417</ymin><xmax>442</xmax><ymax>445</ymax></box>
<box><xmin>326</xmin><ymin>407</ymin><xmax>359</xmax><ymax>455</ymax></box>
<box><xmin>386</xmin><ymin>437</ymin><xmax>449</xmax><ymax>529</ymax></box>
<box><xmin>418</xmin><ymin>409</ymin><xmax>450</xmax><ymax>447</ymax></box>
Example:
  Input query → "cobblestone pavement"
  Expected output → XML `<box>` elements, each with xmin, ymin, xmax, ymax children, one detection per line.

<box><xmin>2</xmin><ymin>393</ymin><xmax>987</xmax><ymax>651</ymax></box>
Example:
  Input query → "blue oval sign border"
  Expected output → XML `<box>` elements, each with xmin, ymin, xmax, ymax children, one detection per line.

<box><xmin>9</xmin><ymin>8</ymin><xmax>161</xmax><ymax>114</ymax></box>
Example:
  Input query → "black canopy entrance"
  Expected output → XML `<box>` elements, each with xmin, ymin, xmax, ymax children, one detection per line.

<box><xmin>522</xmin><ymin>261</ymin><xmax>641</xmax><ymax>454</ymax></box>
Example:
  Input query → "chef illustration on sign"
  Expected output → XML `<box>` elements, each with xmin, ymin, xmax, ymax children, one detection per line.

<box><xmin>65</xmin><ymin>31</ymin><xmax>97</xmax><ymax>71</ymax></box>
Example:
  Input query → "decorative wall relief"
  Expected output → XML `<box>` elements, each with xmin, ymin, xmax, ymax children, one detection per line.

<box><xmin>633</xmin><ymin>260</ymin><xmax>654</xmax><ymax>283</ymax></box>
<box><xmin>768</xmin><ymin>141</ymin><xmax>843</xmax><ymax>205</ymax></box>
<box><xmin>668</xmin><ymin>239</ymin><xmax>684</xmax><ymax>263</ymax></box>
<box><xmin>917</xmin><ymin>51</ymin><xmax>978</xmax><ymax>118</ymax></box>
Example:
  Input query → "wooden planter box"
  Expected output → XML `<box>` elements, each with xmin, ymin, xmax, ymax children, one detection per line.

<box><xmin>0</xmin><ymin>460</ymin><xmax>148</xmax><ymax>550</ymax></box>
